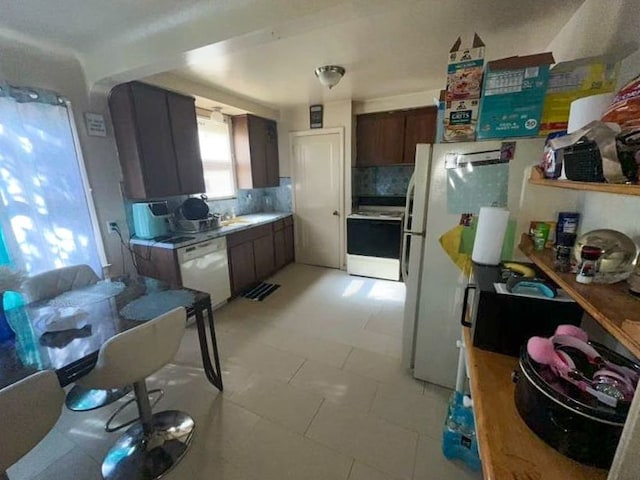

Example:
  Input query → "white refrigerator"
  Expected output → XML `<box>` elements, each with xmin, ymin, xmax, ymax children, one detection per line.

<box><xmin>401</xmin><ymin>139</ymin><xmax>581</xmax><ymax>389</ymax></box>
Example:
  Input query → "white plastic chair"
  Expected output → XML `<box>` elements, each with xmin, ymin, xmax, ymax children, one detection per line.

<box><xmin>77</xmin><ymin>307</ymin><xmax>193</xmax><ymax>480</ymax></box>
<box><xmin>0</xmin><ymin>370</ymin><xmax>64</xmax><ymax>479</ymax></box>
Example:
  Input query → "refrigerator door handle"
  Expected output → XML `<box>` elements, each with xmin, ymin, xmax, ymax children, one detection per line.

<box><xmin>461</xmin><ymin>284</ymin><xmax>476</xmax><ymax>327</ymax></box>
<box><xmin>403</xmin><ymin>173</ymin><xmax>416</xmax><ymax>232</ymax></box>
<box><xmin>401</xmin><ymin>231</ymin><xmax>410</xmax><ymax>282</ymax></box>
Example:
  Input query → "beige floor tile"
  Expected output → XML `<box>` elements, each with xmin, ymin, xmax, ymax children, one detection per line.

<box><xmin>349</xmin><ymin>461</ymin><xmax>399</xmax><ymax>480</ymax></box>
<box><xmin>413</xmin><ymin>434</ymin><xmax>482</xmax><ymax>480</ymax></box>
<box><xmin>343</xmin><ymin>348</ymin><xmax>424</xmax><ymax>394</ymax></box>
<box><xmin>229</xmin><ymin>375</ymin><xmax>324</xmax><ymax>433</ymax></box>
<box><xmin>228</xmin><ymin>418</ymin><xmax>353</xmax><ymax>480</ymax></box>
<box><xmin>251</xmin><ymin>326</ymin><xmax>353</xmax><ymax>368</ymax></box>
<box><xmin>345</xmin><ymin>328</ymin><xmax>396</xmax><ymax>358</ymax></box>
<box><xmin>306</xmin><ymin>402</ymin><xmax>418</xmax><ymax>480</ymax></box>
<box><xmin>222</xmin><ymin>337</ymin><xmax>306</xmax><ymax>382</ymax></box>
<box><xmin>365</xmin><ymin>305</ymin><xmax>404</xmax><ymax>338</ymax></box>
<box><xmin>191</xmin><ymin>397</ymin><xmax>262</xmax><ymax>462</ymax></box>
<box><xmin>7</xmin><ymin>429</ymin><xmax>76</xmax><ymax>480</ymax></box>
<box><xmin>290</xmin><ymin>359</ymin><xmax>378</xmax><ymax>411</ymax></box>
<box><xmin>30</xmin><ymin>449</ymin><xmax>102</xmax><ymax>480</ymax></box>
<box><xmin>370</xmin><ymin>383</ymin><xmax>450</xmax><ymax>438</ymax></box>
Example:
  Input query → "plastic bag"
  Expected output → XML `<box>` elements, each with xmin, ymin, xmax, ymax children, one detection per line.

<box><xmin>602</xmin><ymin>75</ymin><xmax>640</xmax><ymax>131</ymax></box>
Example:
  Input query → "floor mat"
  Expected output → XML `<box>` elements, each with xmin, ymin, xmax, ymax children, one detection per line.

<box><xmin>241</xmin><ymin>282</ymin><xmax>281</xmax><ymax>301</ymax></box>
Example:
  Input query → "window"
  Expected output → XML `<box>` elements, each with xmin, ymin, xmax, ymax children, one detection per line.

<box><xmin>0</xmin><ymin>83</ymin><xmax>104</xmax><ymax>279</ymax></box>
<box><xmin>197</xmin><ymin>115</ymin><xmax>236</xmax><ymax>199</ymax></box>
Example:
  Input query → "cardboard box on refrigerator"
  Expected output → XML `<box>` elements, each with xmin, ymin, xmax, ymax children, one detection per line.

<box><xmin>477</xmin><ymin>52</ymin><xmax>555</xmax><ymax>139</ymax></box>
<box><xmin>443</xmin><ymin>34</ymin><xmax>485</xmax><ymax>142</ymax></box>
<box><xmin>538</xmin><ymin>55</ymin><xmax>621</xmax><ymax>136</ymax></box>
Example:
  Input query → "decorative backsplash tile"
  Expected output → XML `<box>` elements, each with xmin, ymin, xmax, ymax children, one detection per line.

<box><xmin>125</xmin><ymin>177</ymin><xmax>292</xmax><ymax>235</ymax></box>
<box><xmin>353</xmin><ymin>165</ymin><xmax>414</xmax><ymax>197</ymax></box>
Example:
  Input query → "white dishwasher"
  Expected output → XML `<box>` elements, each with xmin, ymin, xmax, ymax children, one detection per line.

<box><xmin>177</xmin><ymin>237</ymin><xmax>231</xmax><ymax>309</ymax></box>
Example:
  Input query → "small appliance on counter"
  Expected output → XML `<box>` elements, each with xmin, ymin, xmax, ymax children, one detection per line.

<box><xmin>462</xmin><ymin>263</ymin><xmax>584</xmax><ymax>357</ymax></box>
<box><xmin>172</xmin><ymin>195</ymin><xmax>222</xmax><ymax>233</ymax></box>
<box><xmin>514</xmin><ymin>326</ymin><xmax>640</xmax><ymax>468</ymax></box>
<box><xmin>132</xmin><ymin>201</ymin><xmax>170</xmax><ymax>239</ymax></box>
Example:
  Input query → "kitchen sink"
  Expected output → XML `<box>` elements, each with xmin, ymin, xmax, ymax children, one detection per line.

<box><xmin>220</xmin><ymin>218</ymin><xmax>251</xmax><ymax>226</ymax></box>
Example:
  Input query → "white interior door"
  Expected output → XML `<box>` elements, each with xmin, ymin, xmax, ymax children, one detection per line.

<box><xmin>291</xmin><ymin>130</ymin><xmax>343</xmax><ymax>269</ymax></box>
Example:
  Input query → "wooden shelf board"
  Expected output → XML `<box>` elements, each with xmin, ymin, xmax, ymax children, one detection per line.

<box><xmin>463</xmin><ymin>327</ymin><xmax>608</xmax><ymax>480</ymax></box>
<box><xmin>519</xmin><ymin>234</ymin><xmax>640</xmax><ymax>359</ymax></box>
<box><xmin>529</xmin><ymin>166</ymin><xmax>640</xmax><ymax>196</ymax></box>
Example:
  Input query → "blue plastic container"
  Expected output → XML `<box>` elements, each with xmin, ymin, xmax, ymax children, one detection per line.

<box><xmin>442</xmin><ymin>391</ymin><xmax>481</xmax><ymax>471</ymax></box>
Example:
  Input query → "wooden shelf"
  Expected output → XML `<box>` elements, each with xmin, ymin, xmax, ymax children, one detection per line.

<box><xmin>529</xmin><ymin>166</ymin><xmax>640</xmax><ymax>196</ymax></box>
<box><xmin>518</xmin><ymin>234</ymin><xmax>640</xmax><ymax>359</ymax></box>
<box><xmin>463</xmin><ymin>327</ymin><xmax>608</xmax><ymax>480</ymax></box>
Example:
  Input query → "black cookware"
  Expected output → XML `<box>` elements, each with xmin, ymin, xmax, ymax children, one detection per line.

<box><xmin>181</xmin><ymin>195</ymin><xmax>209</xmax><ymax>220</ymax></box>
<box><xmin>514</xmin><ymin>341</ymin><xmax>639</xmax><ymax>468</ymax></box>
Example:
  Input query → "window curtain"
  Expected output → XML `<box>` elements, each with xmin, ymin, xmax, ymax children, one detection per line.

<box><xmin>0</xmin><ymin>82</ymin><xmax>102</xmax><ymax>284</ymax></box>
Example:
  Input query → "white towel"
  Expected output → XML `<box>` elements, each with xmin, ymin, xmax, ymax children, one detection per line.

<box><xmin>33</xmin><ymin>307</ymin><xmax>89</xmax><ymax>334</ymax></box>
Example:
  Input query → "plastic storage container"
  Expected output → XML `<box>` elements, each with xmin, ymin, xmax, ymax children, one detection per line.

<box><xmin>442</xmin><ymin>391</ymin><xmax>481</xmax><ymax>471</ymax></box>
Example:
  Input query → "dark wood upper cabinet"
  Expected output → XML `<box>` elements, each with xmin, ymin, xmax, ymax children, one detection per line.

<box><xmin>109</xmin><ymin>81</ymin><xmax>204</xmax><ymax>199</ymax></box>
<box><xmin>232</xmin><ymin>114</ymin><xmax>280</xmax><ymax>189</ymax></box>
<box><xmin>403</xmin><ymin>107</ymin><xmax>437</xmax><ymax>164</ymax></box>
<box><xmin>356</xmin><ymin>106</ymin><xmax>437</xmax><ymax>166</ymax></box>
<box><xmin>356</xmin><ymin>112</ymin><xmax>405</xmax><ymax>166</ymax></box>
<box><xmin>166</xmin><ymin>93</ymin><xmax>206</xmax><ymax>195</ymax></box>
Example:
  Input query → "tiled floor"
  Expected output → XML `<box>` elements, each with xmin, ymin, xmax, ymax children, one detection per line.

<box><xmin>8</xmin><ymin>264</ymin><xmax>482</xmax><ymax>480</ymax></box>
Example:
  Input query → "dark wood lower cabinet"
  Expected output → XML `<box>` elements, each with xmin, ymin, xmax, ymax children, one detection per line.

<box><xmin>254</xmin><ymin>233</ymin><xmax>275</xmax><ymax>280</ymax></box>
<box><xmin>228</xmin><ymin>242</ymin><xmax>256</xmax><ymax>294</ymax></box>
<box><xmin>227</xmin><ymin>215</ymin><xmax>295</xmax><ymax>297</ymax></box>
<box><xmin>274</xmin><ymin>229</ymin><xmax>287</xmax><ymax>271</ymax></box>
<box><xmin>284</xmin><ymin>225</ymin><xmax>295</xmax><ymax>264</ymax></box>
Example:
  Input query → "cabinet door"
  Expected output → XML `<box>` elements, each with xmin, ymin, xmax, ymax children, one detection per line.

<box><xmin>247</xmin><ymin>116</ymin><xmax>269</xmax><ymax>188</ymax></box>
<box><xmin>403</xmin><ymin>107</ymin><xmax>437</xmax><ymax>164</ymax></box>
<box><xmin>274</xmin><ymin>228</ymin><xmax>286</xmax><ymax>270</ymax></box>
<box><xmin>229</xmin><ymin>242</ymin><xmax>256</xmax><ymax>295</ymax></box>
<box><xmin>167</xmin><ymin>93</ymin><xmax>205</xmax><ymax>195</ymax></box>
<box><xmin>356</xmin><ymin>112</ymin><xmax>405</xmax><ymax>166</ymax></box>
<box><xmin>265</xmin><ymin>119</ymin><xmax>280</xmax><ymax>187</ymax></box>
<box><xmin>377</xmin><ymin>113</ymin><xmax>406</xmax><ymax>165</ymax></box>
<box><xmin>284</xmin><ymin>225</ymin><xmax>295</xmax><ymax>264</ymax></box>
<box><xmin>356</xmin><ymin>114</ymin><xmax>378</xmax><ymax>166</ymax></box>
<box><xmin>254</xmin><ymin>233</ymin><xmax>275</xmax><ymax>280</ymax></box>
<box><xmin>130</xmin><ymin>83</ymin><xmax>181</xmax><ymax>197</ymax></box>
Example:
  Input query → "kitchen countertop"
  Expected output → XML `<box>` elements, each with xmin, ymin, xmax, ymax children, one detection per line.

<box><xmin>462</xmin><ymin>327</ymin><xmax>607</xmax><ymax>480</ymax></box>
<box><xmin>130</xmin><ymin>212</ymin><xmax>293</xmax><ymax>250</ymax></box>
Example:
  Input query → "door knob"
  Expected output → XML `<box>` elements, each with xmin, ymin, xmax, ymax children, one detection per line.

<box><xmin>332</xmin><ymin>210</ymin><xmax>339</xmax><ymax>216</ymax></box>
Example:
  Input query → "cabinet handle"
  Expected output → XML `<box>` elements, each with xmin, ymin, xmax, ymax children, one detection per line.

<box><xmin>332</xmin><ymin>210</ymin><xmax>339</xmax><ymax>216</ymax></box>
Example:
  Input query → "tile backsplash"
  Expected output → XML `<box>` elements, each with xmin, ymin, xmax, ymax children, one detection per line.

<box><xmin>353</xmin><ymin>165</ymin><xmax>414</xmax><ymax>197</ymax></box>
<box><xmin>125</xmin><ymin>178</ymin><xmax>292</xmax><ymax>236</ymax></box>
<box><xmin>208</xmin><ymin>177</ymin><xmax>292</xmax><ymax>216</ymax></box>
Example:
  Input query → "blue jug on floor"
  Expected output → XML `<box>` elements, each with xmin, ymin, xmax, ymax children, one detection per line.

<box><xmin>442</xmin><ymin>391</ymin><xmax>481</xmax><ymax>471</ymax></box>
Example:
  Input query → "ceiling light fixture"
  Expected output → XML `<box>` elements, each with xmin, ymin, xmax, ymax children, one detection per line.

<box><xmin>210</xmin><ymin>106</ymin><xmax>225</xmax><ymax>123</ymax></box>
<box><xmin>315</xmin><ymin>65</ymin><xmax>346</xmax><ymax>89</ymax></box>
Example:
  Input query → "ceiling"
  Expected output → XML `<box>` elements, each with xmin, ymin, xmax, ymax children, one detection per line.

<box><xmin>165</xmin><ymin>0</ymin><xmax>584</xmax><ymax>108</ymax></box>
<box><xmin>0</xmin><ymin>0</ymin><xmax>585</xmax><ymax>110</ymax></box>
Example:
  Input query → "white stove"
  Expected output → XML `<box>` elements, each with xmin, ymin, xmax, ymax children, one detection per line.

<box><xmin>346</xmin><ymin>204</ymin><xmax>406</xmax><ymax>281</ymax></box>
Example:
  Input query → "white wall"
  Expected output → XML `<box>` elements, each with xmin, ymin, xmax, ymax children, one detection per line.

<box><xmin>0</xmin><ymin>37</ymin><xmax>133</xmax><ymax>276</ymax></box>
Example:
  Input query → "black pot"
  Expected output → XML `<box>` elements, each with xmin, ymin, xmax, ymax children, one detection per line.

<box><xmin>514</xmin><ymin>341</ymin><xmax>638</xmax><ymax>468</ymax></box>
<box><xmin>181</xmin><ymin>195</ymin><xmax>209</xmax><ymax>220</ymax></box>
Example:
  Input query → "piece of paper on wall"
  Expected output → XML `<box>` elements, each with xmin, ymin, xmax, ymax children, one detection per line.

<box><xmin>447</xmin><ymin>162</ymin><xmax>509</xmax><ymax>214</ymax></box>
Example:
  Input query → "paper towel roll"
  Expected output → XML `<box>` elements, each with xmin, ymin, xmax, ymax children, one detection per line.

<box><xmin>472</xmin><ymin>207</ymin><xmax>509</xmax><ymax>265</ymax></box>
<box><xmin>567</xmin><ymin>93</ymin><xmax>615</xmax><ymax>133</ymax></box>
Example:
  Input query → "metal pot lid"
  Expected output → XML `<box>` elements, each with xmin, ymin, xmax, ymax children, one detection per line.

<box><xmin>520</xmin><ymin>341</ymin><xmax>638</xmax><ymax>424</ymax></box>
